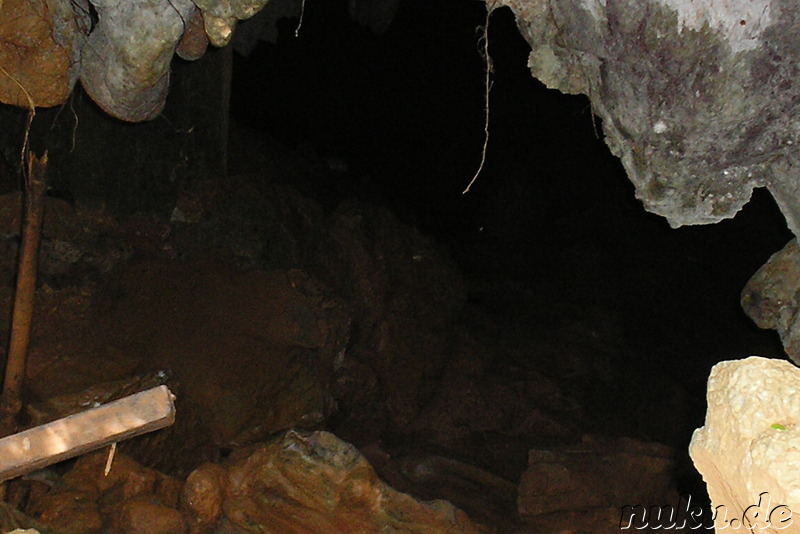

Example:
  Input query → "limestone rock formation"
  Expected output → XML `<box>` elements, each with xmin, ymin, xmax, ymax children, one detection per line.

<box><xmin>17</xmin><ymin>432</ymin><xmax>487</xmax><ymax>533</ymax></box>
<box><xmin>0</xmin><ymin>0</ymin><xmax>88</xmax><ymax>108</ymax></box>
<box><xmin>690</xmin><ymin>356</ymin><xmax>800</xmax><ymax>533</ymax></box>
<box><xmin>182</xmin><ymin>429</ymin><xmax>487</xmax><ymax>533</ymax></box>
<box><xmin>2</xmin><ymin>0</ymin><xmax>799</xmax><ymax>239</ymax></box>
<box><xmin>503</xmin><ymin>0</ymin><xmax>800</xmax><ymax>236</ymax></box>
<box><xmin>194</xmin><ymin>0</ymin><xmax>271</xmax><ymax>47</ymax></box>
<box><xmin>742</xmin><ymin>239</ymin><xmax>800</xmax><ymax>364</ymax></box>
<box><xmin>79</xmin><ymin>0</ymin><xmax>197</xmax><ymax>121</ymax></box>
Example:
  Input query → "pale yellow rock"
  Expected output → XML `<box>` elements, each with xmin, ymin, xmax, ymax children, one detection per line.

<box><xmin>690</xmin><ymin>356</ymin><xmax>800</xmax><ymax>533</ymax></box>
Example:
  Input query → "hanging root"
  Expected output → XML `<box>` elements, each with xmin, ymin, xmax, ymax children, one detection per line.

<box><xmin>295</xmin><ymin>0</ymin><xmax>307</xmax><ymax>37</ymax></box>
<box><xmin>0</xmin><ymin>64</ymin><xmax>37</xmax><ymax>174</ymax></box>
<box><xmin>463</xmin><ymin>1</ymin><xmax>498</xmax><ymax>194</ymax></box>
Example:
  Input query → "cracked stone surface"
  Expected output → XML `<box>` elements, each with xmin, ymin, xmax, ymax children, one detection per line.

<box><xmin>502</xmin><ymin>0</ymin><xmax>800</xmax><ymax>235</ymax></box>
<box><xmin>3</xmin><ymin>0</ymin><xmax>799</xmax><ymax>239</ymax></box>
<box><xmin>690</xmin><ymin>356</ymin><xmax>800</xmax><ymax>533</ymax></box>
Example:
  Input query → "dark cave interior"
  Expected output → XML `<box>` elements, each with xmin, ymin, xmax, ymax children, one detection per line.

<box><xmin>229</xmin><ymin>0</ymin><xmax>791</xmax><ymax>433</ymax></box>
<box><xmin>0</xmin><ymin>0</ymin><xmax>795</xmax><ymax>530</ymax></box>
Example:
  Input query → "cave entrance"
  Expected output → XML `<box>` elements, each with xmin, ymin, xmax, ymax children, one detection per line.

<box><xmin>231</xmin><ymin>0</ymin><xmax>790</xmax><ymax>458</ymax></box>
<box><xmin>0</xmin><ymin>0</ymin><xmax>793</xmax><ymax>531</ymax></box>
<box><xmin>227</xmin><ymin>0</ymin><xmax>792</xmax><ymax>518</ymax></box>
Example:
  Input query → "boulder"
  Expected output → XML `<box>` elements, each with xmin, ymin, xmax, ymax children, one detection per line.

<box><xmin>690</xmin><ymin>356</ymin><xmax>800</xmax><ymax>533</ymax></box>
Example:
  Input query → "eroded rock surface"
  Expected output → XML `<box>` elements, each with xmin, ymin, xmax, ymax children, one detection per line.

<box><xmin>504</xmin><ymin>0</ymin><xmax>800</xmax><ymax>235</ymax></box>
<box><xmin>742</xmin><ymin>239</ymin><xmax>800</xmax><ymax>364</ymax></box>
<box><xmin>519</xmin><ymin>434</ymin><xmax>678</xmax><ymax>532</ymax></box>
<box><xmin>0</xmin><ymin>0</ymin><xmax>86</xmax><ymax>107</ymax></box>
<box><xmin>183</xmin><ymin>430</ymin><xmax>486</xmax><ymax>534</ymax></box>
<box><xmin>690</xmin><ymin>356</ymin><xmax>800</xmax><ymax>533</ymax></box>
<box><xmin>23</xmin><ymin>451</ymin><xmax>183</xmax><ymax>534</ymax></box>
<box><xmin>16</xmin><ymin>431</ymin><xmax>489</xmax><ymax>533</ymax></box>
<box><xmin>2</xmin><ymin>0</ymin><xmax>797</xmax><ymax>240</ymax></box>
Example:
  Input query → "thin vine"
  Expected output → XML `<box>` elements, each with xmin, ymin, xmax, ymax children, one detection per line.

<box><xmin>463</xmin><ymin>1</ymin><xmax>498</xmax><ymax>194</ymax></box>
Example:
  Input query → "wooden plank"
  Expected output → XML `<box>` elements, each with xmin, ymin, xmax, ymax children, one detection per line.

<box><xmin>0</xmin><ymin>385</ymin><xmax>175</xmax><ymax>482</ymax></box>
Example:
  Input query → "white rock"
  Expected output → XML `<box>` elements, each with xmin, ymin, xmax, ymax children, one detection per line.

<box><xmin>690</xmin><ymin>356</ymin><xmax>800</xmax><ymax>533</ymax></box>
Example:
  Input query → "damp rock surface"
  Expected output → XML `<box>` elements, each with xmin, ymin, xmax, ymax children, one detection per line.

<box><xmin>742</xmin><ymin>239</ymin><xmax>800</xmax><ymax>364</ymax></box>
<box><xmin>504</xmin><ymin>0</ymin><xmax>800</xmax><ymax>236</ymax></box>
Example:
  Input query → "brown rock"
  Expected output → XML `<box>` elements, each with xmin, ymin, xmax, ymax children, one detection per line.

<box><xmin>156</xmin><ymin>475</ymin><xmax>185</xmax><ymax>510</ymax></box>
<box><xmin>109</xmin><ymin>497</ymin><xmax>186</xmax><ymax>534</ymax></box>
<box><xmin>518</xmin><ymin>435</ymin><xmax>676</xmax><ymax>518</ymax></box>
<box><xmin>175</xmin><ymin>8</ymin><xmax>209</xmax><ymax>61</ymax></box>
<box><xmin>26</xmin><ymin>451</ymin><xmax>185</xmax><ymax>534</ymax></box>
<box><xmin>61</xmin><ymin>452</ymin><xmax>158</xmax><ymax>502</ymax></box>
<box><xmin>102</xmin><ymin>262</ymin><xmax>341</xmax><ymax>449</ymax></box>
<box><xmin>183</xmin><ymin>430</ymin><xmax>486</xmax><ymax>533</ymax></box>
<box><xmin>742</xmin><ymin>239</ymin><xmax>800</xmax><ymax>363</ymax></box>
<box><xmin>181</xmin><ymin>463</ymin><xmax>227</xmax><ymax>534</ymax></box>
<box><xmin>523</xmin><ymin>506</ymin><xmax>636</xmax><ymax>534</ymax></box>
<box><xmin>0</xmin><ymin>0</ymin><xmax>76</xmax><ymax>108</ymax></box>
<box><xmin>26</xmin><ymin>488</ymin><xmax>103</xmax><ymax>534</ymax></box>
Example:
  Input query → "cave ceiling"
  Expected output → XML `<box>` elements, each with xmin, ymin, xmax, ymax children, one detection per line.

<box><xmin>0</xmin><ymin>0</ymin><xmax>797</xmax><ymax>237</ymax></box>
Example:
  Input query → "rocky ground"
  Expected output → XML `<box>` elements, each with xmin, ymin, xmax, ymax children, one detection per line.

<box><xmin>0</xmin><ymin>126</ymin><xmax>781</xmax><ymax>533</ymax></box>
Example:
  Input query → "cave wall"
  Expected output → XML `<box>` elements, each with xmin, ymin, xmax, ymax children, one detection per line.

<box><xmin>0</xmin><ymin>47</ymin><xmax>231</xmax><ymax>214</ymax></box>
<box><xmin>502</xmin><ymin>0</ymin><xmax>799</xmax><ymax>235</ymax></box>
<box><xmin>0</xmin><ymin>0</ymin><xmax>797</xmax><ymax>234</ymax></box>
